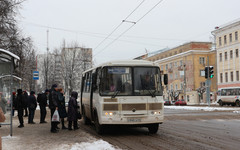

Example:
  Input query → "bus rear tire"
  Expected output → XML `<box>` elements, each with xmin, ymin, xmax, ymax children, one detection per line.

<box><xmin>94</xmin><ymin>112</ymin><xmax>104</xmax><ymax>134</ymax></box>
<box><xmin>148</xmin><ymin>123</ymin><xmax>159</xmax><ymax>134</ymax></box>
<box><xmin>82</xmin><ymin>107</ymin><xmax>91</xmax><ymax>125</ymax></box>
<box><xmin>218</xmin><ymin>100</ymin><xmax>223</xmax><ymax>106</ymax></box>
<box><xmin>236</xmin><ymin>100</ymin><xmax>240</xmax><ymax>107</ymax></box>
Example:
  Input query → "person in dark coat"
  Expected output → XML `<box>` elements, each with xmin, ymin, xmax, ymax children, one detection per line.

<box><xmin>23</xmin><ymin>91</ymin><xmax>29</xmax><ymax>117</ymax></box>
<box><xmin>38</xmin><ymin>90</ymin><xmax>49</xmax><ymax>123</ymax></box>
<box><xmin>16</xmin><ymin>89</ymin><xmax>24</xmax><ymax>128</ymax></box>
<box><xmin>28</xmin><ymin>91</ymin><xmax>37</xmax><ymax>124</ymax></box>
<box><xmin>67</xmin><ymin>91</ymin><xmax>79</xmax><ymax>130</ymax></box>
<box><xmin>57</xmin><ymin>88</ymin><xmax>67</xmax><ymax>129</ymax></box>
<box><xmin>12</xmin><ymin>92</ymin><xmax>17</xmax><ymax>116</ymax></box>
<box><xmin>49</xmin><ymin>84</ymin><xmax>60</xmax><ymax>133</ymax></box>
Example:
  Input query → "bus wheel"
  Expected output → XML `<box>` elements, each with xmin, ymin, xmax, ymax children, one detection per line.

<box><xmin>82</xmin><ymin>108</ymin><xmax>91</xmax><ymax>125</ymax></box>
<box><xmin>148</xmin><ymin>123</ymin><xmax>159</xmax><ymax>134</ymax></box>
<box><xmin>236</xmin><ymin>100</ymin><xmax>240</xmax><ymax>107</ymax></box>
<box><xmin>94</xmin><ymin>112</ymin><xmax>104</xmax><ymax>134</ymax></box>
<box><xmin>218</xmin><ymin>100</ymin><xmax>223</xmax><ymax>106</ymax></box>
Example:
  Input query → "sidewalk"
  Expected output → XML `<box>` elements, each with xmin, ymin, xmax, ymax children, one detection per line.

<box><xmin>0</xmin><ymin>110</ymin><xmax>118</xmax><ymax>150</ymax></box>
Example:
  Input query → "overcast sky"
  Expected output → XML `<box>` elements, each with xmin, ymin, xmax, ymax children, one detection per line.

<box><xmin>18</xmin><ymin>0</ymin><xmax>240</xmax><ymax>65</ymax></box>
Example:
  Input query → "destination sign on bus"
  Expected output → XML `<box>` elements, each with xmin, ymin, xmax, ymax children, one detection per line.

<box><xmin>108</xmin><ymin>68</ymin><xmax>129</xmax><ymax>74</ymax></box>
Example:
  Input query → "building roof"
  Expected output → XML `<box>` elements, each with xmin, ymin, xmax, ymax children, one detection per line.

<box><xmin>0</xmin><ymin>48</ymin><xmax>20</xmax><ymax>68</ymax></box>
<box><xmin>212</xmin><ymin>18</ymin><xmax>240</xmax><ymax>34</ymax></box>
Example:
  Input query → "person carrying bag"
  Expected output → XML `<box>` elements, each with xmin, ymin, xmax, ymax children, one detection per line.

<box><xmin>0</xmin><ymin>107</ymin><xmax>6</xmax><ymax>150</ymax></box>
<box><xmin>51</xmin><ymin>109</ymin><xmax>60</xmax><ymax>122</ymax></box>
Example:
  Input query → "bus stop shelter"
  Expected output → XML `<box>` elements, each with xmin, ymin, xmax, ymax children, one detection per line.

<box><xmin>0</xmin><ymin>48</ymin><xmax>20</xmax><ymax>136</ymax></box>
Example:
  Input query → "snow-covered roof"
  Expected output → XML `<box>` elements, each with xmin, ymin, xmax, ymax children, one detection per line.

<box><xmin>0</xmin><ymin>48</ymin><xmax>20</xmax><ymax>67</ymax></box>
<box><xmin>0</xmin><ymin>75</ymin><xmax>22</xmax><ymax>81</ymax></box>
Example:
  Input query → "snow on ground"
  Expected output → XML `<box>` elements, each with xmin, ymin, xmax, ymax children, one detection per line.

<box><xmin>69</xmin><ymin>140</ymin><xmax>117</xmax><ymax>150</ymax></box>
<box><xmin>233</xmin><ymin>111</ymin><xmax>240</xmax><ymax>114</ymax></box>
<box><xmin>2</xmin><ymin>135</ymin><xmax>119</xmax><ymax>150</ymax></box>
<box><xmin>164</xmin><ymin>106</ymin><xmax>240</xmax><ymax>112</ymax></box>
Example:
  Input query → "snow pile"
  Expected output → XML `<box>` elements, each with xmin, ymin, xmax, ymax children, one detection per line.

<box><xmin>233</xmin><ymin>111</ymin><xmax>240</xmax><ymax>114</ymax></box>
<box><xmin>70</xmin><ymin>140</ymin><xmax>117</xmax><ymax>150</ymax></box>
<box><xmin>165</xmin><ymin>106</ymin><xmax>240</xmax><ymax>111</ymax></box>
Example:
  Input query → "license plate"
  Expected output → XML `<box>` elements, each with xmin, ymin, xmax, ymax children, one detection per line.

<box><xmin>127</xmin><ymin>118</ymin><xmax>141</xmax><ymax>122</ymax></box>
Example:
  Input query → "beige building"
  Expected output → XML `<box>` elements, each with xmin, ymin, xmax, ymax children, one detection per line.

<box><xmin>146</xmin><ymin>42</ymin><xmax>217</xmax><ymax>105</ymax></box>
<box><xmin>212</xmin><ymin>20</ymin><xmax>240</xmax><ymax>89</ymax></box>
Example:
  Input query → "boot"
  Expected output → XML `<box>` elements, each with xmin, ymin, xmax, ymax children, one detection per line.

<box><xmin>68</xmin><ymin>121</ymin><xmax>73</xmax><ymax>130</ymax></box>
<box><xmin>61</xmin><ymin>119</ymin><xmax>67</xmax><ymax>129</ymax></box>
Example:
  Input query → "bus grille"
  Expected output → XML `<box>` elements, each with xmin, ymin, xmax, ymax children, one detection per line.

<box><xmin>122</xmin><ymin>104</ymin><xmax>146</xmax><ymax>111</ymax></box>
<box><xmin>103</xmin><ymin>103</ymin><xmax>162</xmax><ymax>111</ymax></box>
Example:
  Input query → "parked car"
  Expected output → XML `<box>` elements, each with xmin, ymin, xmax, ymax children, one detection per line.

<box><xmin>175</xmin><ymin>99</ymin><xmax>187</xmax><ymax>105</ymax></box>
<box><xmin>164</xmin><ymin>100</ymin><xmax>171</xmax><ymax>105</ymax></box>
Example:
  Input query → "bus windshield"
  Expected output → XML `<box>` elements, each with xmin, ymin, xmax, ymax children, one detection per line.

<box><xmin>100</xmin><ymin>66</ymin><xmax>162</xmax><ymax>96</ymax></box>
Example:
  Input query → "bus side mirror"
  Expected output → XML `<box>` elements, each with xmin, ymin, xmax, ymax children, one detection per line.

<box><xmin>163</xmin><ymin>74</ymin><xmax>168</xmax><ymax>85</ymax></box>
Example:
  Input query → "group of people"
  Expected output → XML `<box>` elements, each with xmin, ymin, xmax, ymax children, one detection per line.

<box><xmin>12</xmin><ymin>84</ymin><xmax>80</xmax><ymax>133</ymax></box>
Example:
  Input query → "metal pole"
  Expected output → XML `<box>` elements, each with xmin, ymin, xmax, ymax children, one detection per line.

<box><xmin>206</xmin><ymin>56</ymin><xmax>210</xmax><ymax>107</ymax></box>
<box><xmin>10</xmin><ymin>58</ymin><xmax>13</xmax><ymax>136</ymax></box>
<box><xmin>184</xmin><ymin>63</ymin><xmax>186</xmax><ymax>101</ymax></box>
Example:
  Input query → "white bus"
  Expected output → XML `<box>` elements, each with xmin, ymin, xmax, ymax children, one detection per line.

<box><xmin>217</xmin><ymin>87</ymin><xmax>240</xmax><ymax>107</ymax></box>
<box><xmin>80</xmin><ymin>60</ymin><xmax>168</xmax><ymax>134</ymax></box>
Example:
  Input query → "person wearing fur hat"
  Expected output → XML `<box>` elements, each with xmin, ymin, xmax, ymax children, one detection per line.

<box><xmin>16</xmin><ymin>89</ymin><xmax>25</xmax><ymax>128</ymax></box>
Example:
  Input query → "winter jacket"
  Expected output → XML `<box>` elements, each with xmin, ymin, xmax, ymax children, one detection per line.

<box><xmin>37</xmin><ymin>93</ymin><xmax>48</xmax><ymax>107</ymax></box>
<box><xmin>57</xmin><ymin>92</ymin><xmax>67</xmax><ymax>118</ymax></box>
<box><xmin>28</xmin><ymin>94</ymin><xmax>37</xmax><ymax>110</ymax></box>
<box><xmin>67</xmin><ymin>91</ymin><xmax>78</xmax><ymax>121</ymax></box>
<box><xmin>49</xmin><ymin>89</ymin><xmax>59</xmax><ymax>109</ymax></box>
<box><xmin>0</xmin><ymin>96</ymin><xmax>7</xmax><ymax>114</ymax></box>
<box><xmin>16</xmin><ymin>89</ymin><xmax>25</xmax><ymax>109</ymax></box>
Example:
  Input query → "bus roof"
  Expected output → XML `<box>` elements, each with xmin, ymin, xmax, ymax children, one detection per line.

<box><xmin>83</xmin><ymin>60</ymin><xmax>159</xmax><ymax>74</ymax></box>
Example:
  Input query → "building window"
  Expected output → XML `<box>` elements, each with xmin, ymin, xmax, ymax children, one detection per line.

<box><xmin>161</xmin><ymin>65</ymin><xmax>163</xmax><ymax>70</ymax></box>
<box><xmin>169</xmin><ymin>63</ymin><xmax>173</xmax><ymax>69</ymax></box>
<box><xmin>175</xmin><ymin>84</ymin><xmax>178</xmax><ymax>90</ymax></box>
<box><xmin>219</xmin><ymin>37</ymin><xmax>222</xmax><ymax>46</ymax></box>
<box><xmin>175</xmin><ymin>72</ymin><xmax>178</xmax><ymax>79</ymax></box>
<box><xmin>236</xmin><ymin>49</ymin><xmax>239</xmax><ymax>58</ymax></box>
<box><xmin>199</xmin><ymin>57</ymin><xmax>205</xmax><ymax>64</ymax></box>
<box><xmin>200</xmin><ymin>82</ymin><xmax>205</xmax><ymax>87</ymax></box>
<box><xmin>180</xmin><ymin>60</ymin><xmax>183</xmax><ymax>66</ymax></box>
<box><xmin>165</xmin><ymin>64</ymin><xmax>168</xmax><ymax>70</ymax></box>
<box><xmin>229</xmin><ymin>33</ymin><xmax>232</xmax><ymax>43</ymax></box>
<box><xmin>174</xmin><ymin>62</ymin><xmax>178</xmax><ymax>67</ymax></box>
<box><xmin>235</xmin><ymin>31</ymin><xmax>238</xmax><ymax>41</ymax></box>
<box><xmin>225</xmin><ymin>52</ymin><xmax>227</xmax><ymax>60</ymax></box>
<box><xmin>230</xmin><ymin>50</ymin><xmax>233</xmax><ymax>59</ymax></box>
<box><xmin>220</xmin><ymin>73</ymin><xmax>223</xmax><ymax>83</ymax></box>
<box><xmin>170</xmin><ymin>84</ymin><xmax>173</xmax><ymax>90</ymax></box>
<box><xmin>224</xmin><ymin>35</ymin><xmax>227</xmax><ymax>44</ymax></box>
<box><xmin>170</xmin><ymin>74</ymin><xmax>173</xmax><ymax>79</ymax></box>
<box><xmin>180</xmin><ymin>83</ymin><xmax>183</xmax><ymax>90</ymax></box>
<box><xmin>236</xmin><ymin>71</ymin><xmax>239</xmax><ymax>81</ymax></box>
<box><xmin>225</xmin><ymin>72</ymin><xmax>228</xmax><ymax>82</ymax></box>
<box><xmin>220</xmin><ymin>53</ymin><xmax>222</xmax><ymax>61</ymax></box>
<box><xmin>231</xmin><ymin>71</ymin><xmax>233</xmax><ymax>82</ymax></box>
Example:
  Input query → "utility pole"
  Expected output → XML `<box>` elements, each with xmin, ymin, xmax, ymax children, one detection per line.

<box><xmin>46</xmin><ymin>30</ymin><xmax>49</xmax><ymax>89</ymax></box>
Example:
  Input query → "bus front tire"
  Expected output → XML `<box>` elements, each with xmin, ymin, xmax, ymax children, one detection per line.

<box><xmin>148</xmin><ymin>123</ymin><xmax>159</xmax><ymax>134</ymax></box>
<box><xmin>218</xmin><ymin>100</ymin><xmax>223</xmax><ymax>106</ymax></box>
<box><xmin>236</xmin><ymin>100</ymin><xmax>240</xmax><ymax>107</ymax></box>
